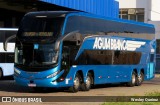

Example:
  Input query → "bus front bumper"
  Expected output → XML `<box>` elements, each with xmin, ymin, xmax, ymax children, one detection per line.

<box><xmin>14</xmin><ymin>75</ymin><xmax>73</xmax><ymax>88</ymax></box>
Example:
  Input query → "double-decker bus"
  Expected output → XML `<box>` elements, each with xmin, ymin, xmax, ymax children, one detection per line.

<box><xmin>5</xmin><ymin>11</ymin><xmax>156</xmax><ymax>92</ymax></box>
<box><xmin>0</xmin><ymin>28</ymin><xmax>17</xmax><ymax>78</ymax></box>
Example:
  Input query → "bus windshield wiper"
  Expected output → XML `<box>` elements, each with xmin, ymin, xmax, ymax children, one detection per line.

<box><xmin>55</xmin><ymin>30</ymin><xmax>80</xmax><ymax>51</ymax></box>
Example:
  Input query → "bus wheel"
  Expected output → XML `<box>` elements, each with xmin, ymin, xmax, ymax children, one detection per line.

<box><xmin>81</xmin><ymin>73</ymin><xmax>92</xmax><ymax>91</ymax></box>
<box><xmin>69</xmin><ymin>73</ymin><xmax>81</xmax><ymax>93</ymax></box>
<box><xmin>31</xmin><ymin>87</ymin><xmax>44</xmax><ymax>92</ymax></box>
<box><xmin>135</xmin><ymin>72</ymin><xmax>144</xmax><ymax>86</ymax></box>
<box><xmin>127</xmin><ymin>71</ymin><xmax>136</xmax><ymax>87</ymax></box>
<box><xmin>0</xmin><ymin>69</ymin><xmax>3</xmax><ymax>79</ymax></box>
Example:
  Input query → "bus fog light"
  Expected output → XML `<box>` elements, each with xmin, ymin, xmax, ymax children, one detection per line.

<box><xmin>47</xmin><ymin>70</ymin><xmax>60</xmax><ymax>78</ymax></box>
<box><xmin>14</xmin><ymin>68</ymin><xmax>21</xmax><ymax>75</ymax></box>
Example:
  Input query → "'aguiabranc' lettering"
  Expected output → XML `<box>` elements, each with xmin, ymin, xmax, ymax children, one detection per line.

<box><xmin>93</xmin><ymin>37</ymin><xmax>146</xmax><ymax>51</ymax></box>
<box><xmin>93</xmin><ymin>37</ymin><xmax>127</xmax><ymax>50</ymax></box>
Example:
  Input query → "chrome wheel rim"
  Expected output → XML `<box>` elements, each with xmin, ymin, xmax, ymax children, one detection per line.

<box><xmin>86</xmin><ymin>76</ymin><xmax>91</xmax><ymax>88</ymax></box>
<box><xmin>132</xmin><ymin>74</ymin><xmax>136</xmax><ymax>84</ymax></box>
<box><xmin>74</xmin><ymin>76</ymin><xmax>80</xmax><ymax>89</ymax></box>
<box><xmin>138</xmin><ymin>73</ymin><xmax>142</xmax><ymax>83</ymax></box>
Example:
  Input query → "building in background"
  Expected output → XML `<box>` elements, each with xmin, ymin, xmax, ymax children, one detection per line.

<box><xmin>119</xmin><ymin>0</ymin><xmax>160</xmax><ymax>73</ymax></box>
<box><xmin>119</xmin><ymin>0</ymin><xmax>160</xmax><ymax>38</ymax></box>
<box><xmin>40</xmin><ymin>0</ymin><xmax>119</xmax><ymax>18</ymax></box>
<box><xmin>0</xmin><ymin>0</ymin><xmax>119</xmax><ymax>28</ymax></box>
<box><xmin>0</xmin><ymin>0</ymin><xmax>73</xmax><ymax>28</ymax></box>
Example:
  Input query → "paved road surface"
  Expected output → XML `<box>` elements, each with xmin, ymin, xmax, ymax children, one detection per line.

<box><xmin>0</xmin><ymin>75</ymin><xmax>159</xmax><ymax>105</ymax></box>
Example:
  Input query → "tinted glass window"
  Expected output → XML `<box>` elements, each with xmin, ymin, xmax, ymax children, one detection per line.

<box><xmin>65</xmin><ymin>16</ymin><xmax>124</xmax><ymax>35</ymax></box>
<box><xmin>0</xmin><ymin>30</ymin><xmax>16</xmax><ymax>42</ymax></box>
<box><xmin>114</xmin><ymin>51</ymin><xmax>141</xmax><ymax>65</ymax></box>
<box><xmin>5</xmin><ymin>31</ymin><xmax>16</xmax><ymax>42</ymax></box>
<box><xmin>5</xmin><ymin>53</ymin><xmax>14</xmax><ymax>63</ymax></box>
<box><xmin>76</xmin><ymin>50</ymin><xmax>141</xmax><ymax>65</ymax></box>
<box><xmin>150</xmin><ymin>54</ymin><xmax>154</xmax><ymax>62</ymax></box>
<box><xmin>0</xmin><ymin>53</ymin><xmax>5</xmax><ymax>63</ymax></box>
<box><xmin>64</xmin><ymin>16</ymin><xmax>154</xmax><ymax>36</ymax></box>
<box><xmin>17</xmin><ymin>16</ymin><xmax>64</xmax><ymax>42</ymax></box>
<box><xmin>0</xmin><ymin>31</ymin><xmax>5</xmax><ymax>42</ymax></box>
<box><xmin>15</xmin><ymin>43</ymin><xmax>58</xmax><ymax>67</ymax></box>
<box><xmin>0</xmin><ymin>53</ymin><xmax>14</xmax><ymax>63</ymax></box>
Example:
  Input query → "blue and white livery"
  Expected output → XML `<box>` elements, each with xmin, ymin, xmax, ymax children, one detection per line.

<box><xmin>6</xmin><ymin>11</ymin><xmax>155</xmax><ymax>92</ymax></box>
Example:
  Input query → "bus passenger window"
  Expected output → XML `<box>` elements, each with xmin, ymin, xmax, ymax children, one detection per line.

<box><xmin>150</xmin><ymin>54</ymin><xmax>154</xmax><ymax>62</ymax></box>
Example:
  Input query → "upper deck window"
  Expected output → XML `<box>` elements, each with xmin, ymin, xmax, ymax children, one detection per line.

<box><xmin>17</xmin><ymin>14</ymin><xmax>65</xmax><ymax>42</ymax></box>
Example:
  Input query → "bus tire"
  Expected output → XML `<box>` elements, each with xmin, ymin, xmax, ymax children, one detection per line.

<box><xmin>135</xmin><ymin>71</ymin><xmax>144</xmax><ymax>86</ymax></box>
<box><xmin>81</xmin><ymin>73</ymin><xmax>92</xmax><ymax>91</ymax></box>
<box><xmin>0</xmin><ymin>69</ymin><xmax>3</xmax><ymax>79</ymax></box>
<box><xmin>127</xmin><ymin>71</ymin><xmax>136</xmax><ymax>87</ymax></box>
<box><xmin>31</xmin><ymin>87</ymin><xmax>44</xmax><ymax>92</ymax></box>
<box><xmin>69</xmin><ymin>73</ymin><xmax>81</xmax><ymax>93</ymax></box>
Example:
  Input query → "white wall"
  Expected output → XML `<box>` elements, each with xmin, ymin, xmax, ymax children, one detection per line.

<box><xmin>118</xmin><ymin>0</ymin><xmax>160</xmax><ymax>39</ymax></box>
<box><xmin>151</xmin><ymin>0</ymin><xmax>160</xmax><ymax>21</ymax></box>
<box><xmin>118</xmin><ymin>0</ymin><xmax>160</xmax><ymax>21</ymax></box>
<box><xmin>118</xmin><ymin>0</ymin><xmax>137</xmax><ymax>8</ymax></box>
<box><xmin>118</xmin><ymin>0</ymin><xmax>148</xmax><ymax>8</ymax></box>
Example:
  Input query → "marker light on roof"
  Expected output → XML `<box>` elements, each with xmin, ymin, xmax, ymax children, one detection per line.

<box><xmin>36</xmin><ymin>16</ymin><xmax>47</xmax><ymax>18</ymax></box>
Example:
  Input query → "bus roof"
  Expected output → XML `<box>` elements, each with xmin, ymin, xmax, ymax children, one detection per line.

<box><xmin>69</xmin><ymin>12</ymin><xmax>154</xmax><ymax>29</ymax></box>
<box><xmin>25</xmin><ymin>11</ymin><xmax>154</xmax><ymax>29</ymax></box>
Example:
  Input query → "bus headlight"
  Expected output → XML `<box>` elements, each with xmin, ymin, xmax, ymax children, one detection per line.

<box><xmin>46</xmin><ymin>70</ymin><xmax>60</xmax><ymax>78</ymax></box>
<box><xmin>14</xmin><ymin>68</ymin><xmax>21</xmax><ymax>75</ymax></box>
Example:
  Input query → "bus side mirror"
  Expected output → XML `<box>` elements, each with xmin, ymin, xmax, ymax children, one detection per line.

<box><xmin>3</xmin><ymin>35</ymin><xmax>16</xmax><ymax>51</ymax></box>
<box><xmin>75</xmin><ymin>33</ymin><xmax>82</xmax><ymax>45</ymax></box>
<box><xmin>55</xmin><ymin>40</ymin><xmax>60</xmax><ymax>51</ymax></box>
<box><xmin>54</xmin><ymin>30</ymin><xmax>79</xmax><ymax>51</ymax></box>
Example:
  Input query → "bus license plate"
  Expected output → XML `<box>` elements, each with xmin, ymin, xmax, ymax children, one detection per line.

<box><xmin>28</xmin><ymin>84</ymin><xmax>36</xmax><ymax>87</ymax></box>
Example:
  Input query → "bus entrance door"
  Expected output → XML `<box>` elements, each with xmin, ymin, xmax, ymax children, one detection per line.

<box><xmin>147</xmin><ymin>54</ymin><xmax>155</xmax><ymax>79</ymax></box>
<box><xmin>61</xmin><ymin>46</ymin><xmax>70</xmax><ymax>71</ymax></box>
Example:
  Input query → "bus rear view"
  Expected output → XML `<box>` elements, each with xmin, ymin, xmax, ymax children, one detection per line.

<box><xmin>0</xmin><ymin>28</ymin><xmax>17</xmax><ymax>78</ymax></box>
<box><xmin>12</xmin><ymin>11</ymin><xmax>156</xmax><ymax>92</ymax></box>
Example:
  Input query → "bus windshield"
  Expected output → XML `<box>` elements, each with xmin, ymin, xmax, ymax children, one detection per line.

<box><xmin>14</xmin><ymin>13</ymin><xmax>65</xmax><ymax>68</ymax></box>
<box><xmin>15</xmin><ymin>43</ymin><xmax>58</xmax><ymax>67</ymax></box>
<box><xmin>17</xmin><ymin>15</ymin><xmax>64</xmax><ymax>42</ymax></box>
